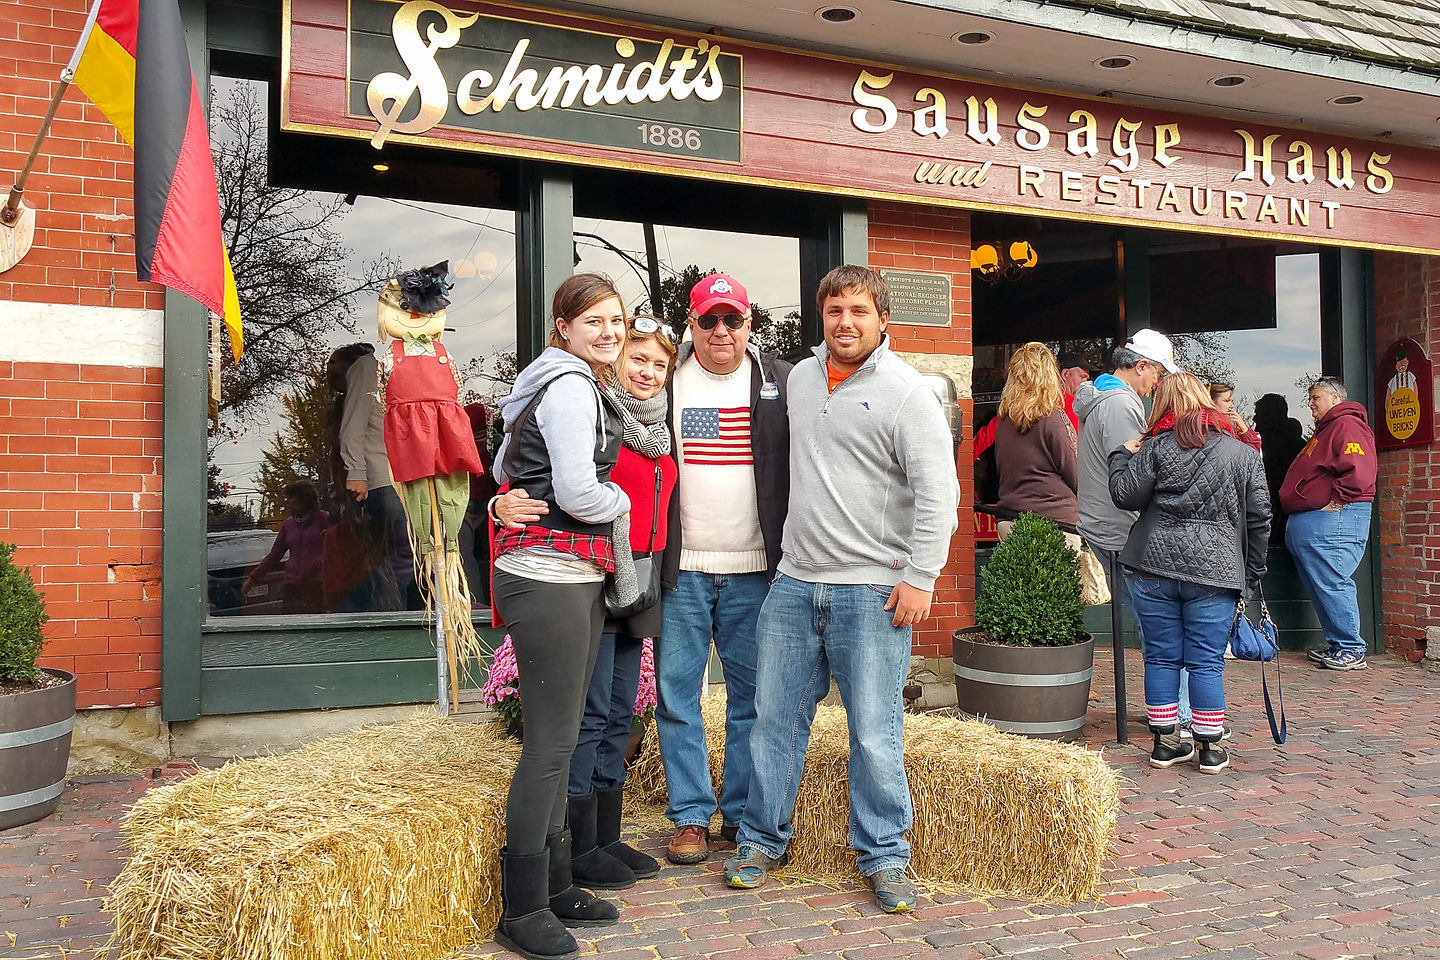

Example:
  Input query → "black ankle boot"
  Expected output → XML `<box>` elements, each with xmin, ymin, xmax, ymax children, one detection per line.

<box><xmin>566</xmin><ymin>792</ymin><xmax>636</xmax><ymax>889</ymax></box>
<box><xmin>546</xmin><ymin>829</ymin><xmax>620</xmax><ymax>928</ymax></box>
<box><xmin>1149</xmin><ymin>724</ymin><xmax>1195</xmax><ymax>768</ymax></box>
<box><xmin>595</xmin><ymin>785</ymin><xmax>660</xmax><ymax>880</ymax></box>
<box><xmin>495</xmin><ymin>847</ymin><xmax>578</xmax><ymax>960</ymax></box>
<box><xmin>1193</xmin><ymin>731</ymin><xmax>1230</xmax><ymax>774</ymax></box>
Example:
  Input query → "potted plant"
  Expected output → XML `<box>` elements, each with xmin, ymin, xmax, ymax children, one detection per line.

<box><xmin>0</xmin><ymin>542</ymin><xmax>77</xmax><ymax>829</ymax></box>
<box><xmin>480</xmin><ymin>634</ymin><xmax>658</xmax><ymax>757</ymax></box>
<box><xmin>953</xmin><ymin>514</ymin><xmax>1094</xmax><ymax>741</ymax></box>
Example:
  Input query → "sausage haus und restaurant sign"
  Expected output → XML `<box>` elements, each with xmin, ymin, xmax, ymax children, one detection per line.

<box><xmin>283</xmin><ymin>0</ymin><xmax>1440</xmax><ymax>255</ymax></box>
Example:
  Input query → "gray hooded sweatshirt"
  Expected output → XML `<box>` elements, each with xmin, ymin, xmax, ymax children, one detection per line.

<box><xmin>493</xmin><ymin>347</ymin><xmax>630</xmax><ymax>524</ymax></box>
<box><xmin>779</xmin><ymin>337</ymin><xmax>959</xmax><ymax>591</ymax></box>
<box><xmin>1073</xmin><ymin>373</ymin><xmax>1145</xmax><ymax>551</ymax></box>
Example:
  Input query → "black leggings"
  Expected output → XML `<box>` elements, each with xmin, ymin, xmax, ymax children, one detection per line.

<box><xmin>493</xmin><ymin>570</ymin><xmax>606</xmax><ymax>855</ymax></box>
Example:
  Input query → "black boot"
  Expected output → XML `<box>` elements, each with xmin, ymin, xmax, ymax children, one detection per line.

<box><xmin>596</xmin><ymin>785</ymin><xmax>660</xmax><ymax>880</ymax></box>
<box><xmin>494</xmin><ymin>847</ymin><xmax>578</xmax><ymax>960</ymax></box>
<box><xmin>547</xmin><ymin>829</ymin><xmax>620</xmax><ymax>928</ymax></box>
<box><xmin>1193</xmin><ymin>730</ymin><xmax>1230</xmax><ymax>774</ymax></box>
<box><xmin>1149</xmin><ymin>724</ymin><xmax>1195</xmax><ymax>768</ymax></box>
<box><xmin>566</xmin><ymin>793</ymin><xmax>636</xmax><ymax>890</ymax></box>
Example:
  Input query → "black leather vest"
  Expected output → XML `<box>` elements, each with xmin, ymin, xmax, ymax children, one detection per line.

<box><xmin>503</xmin><ymin>372</ymin><xmax>624</xmax><ymax>535</ymax></box>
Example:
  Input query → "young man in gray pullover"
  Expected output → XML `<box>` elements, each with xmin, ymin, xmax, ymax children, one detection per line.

<box><xmin>724</xmin><ymin>265</ymin><xmax>959</xmax><ymax>914</ymax></box>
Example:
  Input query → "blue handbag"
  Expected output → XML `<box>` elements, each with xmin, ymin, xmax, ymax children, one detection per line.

<box><xmin>1229</xmin><ymin>586</ymin><xmax>1286</xmax><ymax>744</ymax></box>
<box><xmin>1230</xmin><ymin>594</ymin><xmax>1278</xmax><ymax>662</ymax></box>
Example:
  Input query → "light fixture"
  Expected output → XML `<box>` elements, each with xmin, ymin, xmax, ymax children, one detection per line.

<box><xmin>1211</xmin><ymin>74</ymin><xmax>1248</xmax><ymax>87</ymax></box>
<box><xmin>955</xmin><ymin>30</ymin><xmax>993</xmax><ymax>45</ymax></box>
<box><xmin>1095</xmin><ymin>55</ymin><xmax>1135</xmax><ymax>70</ymax></box>
<box><xmin>815</xmin><ymin>5</ymin><xmax>858</xmax><ymax>22</ymax></box>
<box><xmin>372</xmin><ymin>161</ymin><xmax>390</xmax><ymax>172</ymax></box>
<box><xmin>1328</xmin><ymin>94</ymin><xmax>1364</xmax><ymax>105</ymax></box>
<box><xmin>971</xmin><ymin>241</ymin><xmax>1039</xmax><ymax>283</ymax></box>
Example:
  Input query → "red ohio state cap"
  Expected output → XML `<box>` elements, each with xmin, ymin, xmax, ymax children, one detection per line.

<box><xmin>689</xmin><ymin>273</ymin><xmax>750</xmax><ymax>315</ymax></box>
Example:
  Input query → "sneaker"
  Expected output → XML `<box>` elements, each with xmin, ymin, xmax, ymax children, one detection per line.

<box><xmin>723</xmin><ymin>845</ymin><xmax>785</xmax><ymax>889</ymax></box>
<box><xmin>1319</xmin><ymin>649</ymin><xmax>1368</xmax><ymax>671</ymax></box>
<box><xmin>1179</xmin><ymin>724</ymin><xmax>1232</xmax><ymax>741</ymax></box>
<box><xmin>719</xmin><ymin>824</ymin><xmax>739</xmax><ymax>844</ymax></box>
<box><xmin>867</xmin><ymin>868</ymin><xmax>917</xmax><ymax>913</ymax></box>
<box><xmin>1306</xmin><ymin>645</ymin><xmax>1337</xmax><ymax>664</ymax></box>
<box><xmin>665</xmin><ymin>825</ymin><xmax>710</xmax><ymax>865</ymax></box>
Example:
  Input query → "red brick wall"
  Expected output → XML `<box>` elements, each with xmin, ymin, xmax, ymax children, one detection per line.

<box><xmin>1</xmin><ymin>0</ymin><xmax>167</xmax><ymax>708</ymax></box>
<box><xmin>0</xmin><ymin>362</ymin><xmax>165</xmax><ymax>708</ymax></box>
<box><xmin>1373</xmin><ymin>252</ymin><xmax>1439</xmax><ymax>662</ymax></box>
<box><xmin>866</xmin><ymin>201</ymin><xmax>975</xmax><ymax>658</ymax></box>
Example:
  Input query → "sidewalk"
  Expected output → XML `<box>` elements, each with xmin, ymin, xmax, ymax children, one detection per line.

<box><xmin>4</xmin><ymin>648</ymin><xmax>1438</xmax><ymax>960</ymax></box>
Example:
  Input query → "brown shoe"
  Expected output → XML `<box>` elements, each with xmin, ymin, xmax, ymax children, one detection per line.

<box><xmin>719</xmin><ymin>824</ymin><xmax>739</xmax><ymax>844</ymax></box>
<box><xmin>665</xmin><ymin>825</ymin><xmax>710</xmax><ymax>864</ymax></box>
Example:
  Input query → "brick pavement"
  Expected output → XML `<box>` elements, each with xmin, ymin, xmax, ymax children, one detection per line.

<box><xmin>3</xmin><ymin>649</ymin><xmax>1438</xmax><ymax>960</ymax></box>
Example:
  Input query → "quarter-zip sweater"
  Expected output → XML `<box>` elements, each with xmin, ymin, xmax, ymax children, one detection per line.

<box><xmin>779</xmin><ymin>337</ymin><xmax>960</xmax><ymax>591</ymax></box>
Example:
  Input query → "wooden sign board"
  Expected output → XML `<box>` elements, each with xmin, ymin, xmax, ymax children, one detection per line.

<box><xmin>284</xmin><ymin>0</ymin><xmax>1440</xmax><ymax>255</ymax></box>
<box><xmin>1375</xmin><ymin>338</ymin><xmax>1434</xmax><ymax>451</ymax></box>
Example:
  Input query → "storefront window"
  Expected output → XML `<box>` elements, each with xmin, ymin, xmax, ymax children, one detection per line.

<box><xmin>570</xmin><ymin>217</ymin><xmax>803</xmax><ymax>356</ymax></box>
<box><xmin>205</xmin><ymin>77</ymin><xmax>516</xmax><ymax>619</ymax></box>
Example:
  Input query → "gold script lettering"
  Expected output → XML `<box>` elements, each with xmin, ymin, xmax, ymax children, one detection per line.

<box><xmin>366</xmin><ymin>0</ymin><xmax>478</xmax><ymax>148</ymax></box>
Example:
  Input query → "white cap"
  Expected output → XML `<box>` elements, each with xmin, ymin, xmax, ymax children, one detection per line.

<box><xmin>1124</xmin><ymin>328</ymin><xmax>1180</xmax><ymax>374</ymax></box>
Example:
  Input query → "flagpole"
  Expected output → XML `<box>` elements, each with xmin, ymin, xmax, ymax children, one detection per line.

<box><xmin>2</xmin><ymin>0</ymin><xmax>104</xmax><ymax>226</ymax></box>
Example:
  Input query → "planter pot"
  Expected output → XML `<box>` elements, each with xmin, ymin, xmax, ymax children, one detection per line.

<box><xmin>0</xmin><ymin>668</ymin><xmax>77</xmax><ymax>830</ymax></box>
<box><xmin>952</xmin><ymin>628</ymin><xmax>1094</xmax><ymax>742</ymax></box>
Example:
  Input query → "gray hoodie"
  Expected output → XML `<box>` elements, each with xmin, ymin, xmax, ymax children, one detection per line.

<box><xmin>779</xmin><ymin>337</ymin><xmax>959</xmax><ymax>591</ymax></box>
<box><xmin>493</xmin><ymin>347</ymin><xmax>630</xmax><ymax>524</ymax></box>
<box><xmin>1073</xmin><ymin>373</ymin><xmax>1145</xmax><ymax>551</ymax></box>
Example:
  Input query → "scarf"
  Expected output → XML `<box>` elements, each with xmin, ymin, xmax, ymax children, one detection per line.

<box><xmin>1148</xmin><ymin>409</ymin><xmax>1237</xmax><ymax>437</ymax></box>
<box><xmin>604</xmin><ymin>382</ymin><xmax>672</xmax><ymax>459</ymax></box>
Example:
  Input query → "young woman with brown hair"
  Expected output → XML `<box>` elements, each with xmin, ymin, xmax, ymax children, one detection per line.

<box><xmin>489</xmin><ymin>273</ymin><xmax>631</xmax><ymax>960</ymax></box>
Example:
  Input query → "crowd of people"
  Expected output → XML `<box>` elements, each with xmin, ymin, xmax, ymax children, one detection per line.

<box><xmin>259</xmin><ymin>262</ymin><xmax>1376</xmax><ymax>960</ymax></box>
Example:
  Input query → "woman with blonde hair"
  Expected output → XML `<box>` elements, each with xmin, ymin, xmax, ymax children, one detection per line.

<box><xmin>992</xmin><ymin>342</ymin><xmax>1079</xmax><ymax>547</ymax></box>
<box><xmin>1109</xmin><ymin>371</ymin><xmax>1271</xmax><ymax>775</ymax></box>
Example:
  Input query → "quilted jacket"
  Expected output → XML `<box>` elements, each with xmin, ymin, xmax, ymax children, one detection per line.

<box><xmin>1108</xmin><ymin>430</ymin><xmax>1271</xmax><ymax>595</ymax></box>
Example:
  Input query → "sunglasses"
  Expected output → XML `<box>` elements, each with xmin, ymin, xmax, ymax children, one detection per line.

<box><xmin>694</xmin><ymin>312</ymin><xmax>746</xmax><ymax>331</ymax></box>
<box><xmin>630</xmin><ymin>316</ymin><xmax>677</xmax><ymax>341</ymax></box>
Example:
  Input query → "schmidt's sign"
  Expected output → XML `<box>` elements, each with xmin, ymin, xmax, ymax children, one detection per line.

<box><xmin>347</xmin><ymin>0</ymin><xmax>742</xmax><ymax>162</ymax></box>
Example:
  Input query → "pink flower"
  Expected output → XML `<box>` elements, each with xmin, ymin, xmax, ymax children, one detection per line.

<box><xmin>633</xmin><ymin>637</ymin><xmax>657</xmax><ymax>717</ymax></box>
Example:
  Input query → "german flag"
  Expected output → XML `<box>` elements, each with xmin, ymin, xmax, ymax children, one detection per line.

<box><xmin>72</xmin><ymin>0</ymin><xmax>242</xmax><ymax>358</ymax></box>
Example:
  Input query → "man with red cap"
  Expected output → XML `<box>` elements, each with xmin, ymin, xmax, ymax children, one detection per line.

<box><xmin>655</xmin><ymin>273</ymin><xmax>794</xmax><ymax>865</ymax></box>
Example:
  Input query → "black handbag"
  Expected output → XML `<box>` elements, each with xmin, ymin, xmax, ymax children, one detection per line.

<box><xmin>606</xmin><ymin>461</ymin><xmax>663</xmax><ymax>620</ymax></box>
<box><xmin>1229</xmin><ymin>586</ymin><xmax>1286</xmax><ymax>744</ymax></box>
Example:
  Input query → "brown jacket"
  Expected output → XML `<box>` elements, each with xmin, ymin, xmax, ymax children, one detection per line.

<box><xmin>994</xmin><ymin>409</ymin><xmax>1078</xmax><ymax>526</ymax></box>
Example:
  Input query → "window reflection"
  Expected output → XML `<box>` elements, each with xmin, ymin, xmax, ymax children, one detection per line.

<box><xmin>205</xmin><ymin>76</ymin><xmax>516</xmax><ymax>618</ymax></box>
<box><xmin>572</xmin><ymin>218</ymin><xmax>803</xmax><ymax>360</ymax></box>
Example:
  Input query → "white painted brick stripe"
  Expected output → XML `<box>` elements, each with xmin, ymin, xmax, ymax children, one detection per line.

<box><xmin>0</xmin><ymin>303</ymin><xmax>164</xmax><ymax>368</ymax></box>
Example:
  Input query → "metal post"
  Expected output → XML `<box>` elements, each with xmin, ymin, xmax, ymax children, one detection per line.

<box><xmin>1105</xmin><ymin>551</ymin><xmax>1128</xmax><ymax>744</ymax></box>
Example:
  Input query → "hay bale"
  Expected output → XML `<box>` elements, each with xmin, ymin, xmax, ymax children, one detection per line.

<box><xmin>627</xmin><ymin>699</ymin><xmax>1119</xmax><ymax>902</ymax></box>
<box><xmin>107</xmin><ymin>713</ymin><xmax>518</xmax><ymax>960</ymax></box>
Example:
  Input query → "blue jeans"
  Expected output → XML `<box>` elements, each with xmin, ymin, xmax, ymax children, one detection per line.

<box><xmin>737</xmin><ymin>575</ymin><xmax>913</xmax><ymax>876</ymax></box>
<box><xmin>1131</xmin><ymin>575</ymin><xmax>1237</xmax><ymax>732</ymax></box>
<box><xmin>1285</xmin><ymin>502</ymin><xmax>1371</xmax><ymax>656</ymax></box>
<box><xmin>656</xmin><ymin>571</ymin><xmax>767</xmax><ymax>829</ymax></box>
<box><xmin>568</xmin><ymin>632</ymin><xmax>643</xmax><ymax>796</ymax></box>
<box><xmin>1093</xmin><ymin>545</ymin><xmax>1189</xmax><ymax>726</ymax></box>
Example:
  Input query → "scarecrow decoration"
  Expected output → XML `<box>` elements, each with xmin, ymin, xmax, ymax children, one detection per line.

<box><xmin>377</xmin><ymin>262</ymin><xmax>484</xmax><ymax>713</ymax></box>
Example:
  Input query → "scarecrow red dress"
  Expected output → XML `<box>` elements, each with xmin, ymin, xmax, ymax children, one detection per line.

<box><xmin>381</xmin><ymin>340</ymin><xmax>483</xmax><ymax>484</ymax></box>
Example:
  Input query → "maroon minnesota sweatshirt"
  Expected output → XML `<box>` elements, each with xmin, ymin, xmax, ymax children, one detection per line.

<box><xmin>1278</xmin><ymin>401</ymin><xmax>1377</xmax><ymax>513</ymax></box>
